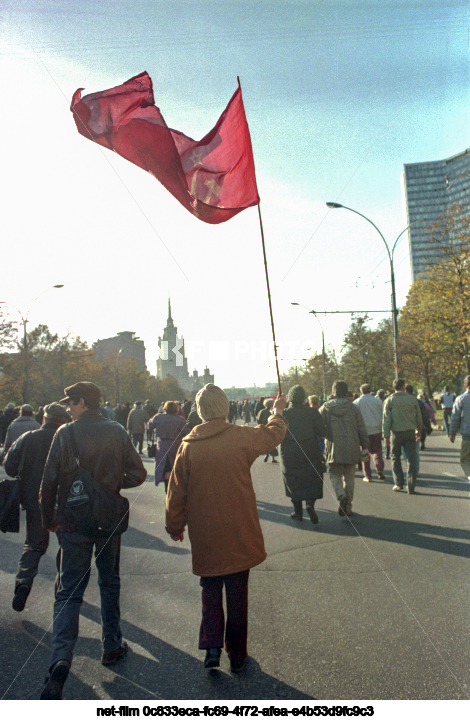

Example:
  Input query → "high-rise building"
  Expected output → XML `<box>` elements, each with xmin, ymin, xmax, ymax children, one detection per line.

<box><xmin>156</xmin><ymin>300</ymin><xmax>215</xmax><ymax>394</ymax></box>
<box><xmin>156</xmin><ymin>300</ymin><xmax>190</xmax><ymax>390</ymax></box>
<box><xmin>93</xmin><ymin>331</ymin><xmax>146</xmax><ymax>370</ymax></box>
<box><xmin>403</xmin><ymin>148</ymin><xmax>470</xmax><ymax>279</ymax></box>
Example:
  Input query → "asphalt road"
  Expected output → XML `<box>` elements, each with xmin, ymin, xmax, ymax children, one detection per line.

<box><xmin>0</xmin><ymin>427</ymin><xmax>469</xmax><ymax>702</ymax></box>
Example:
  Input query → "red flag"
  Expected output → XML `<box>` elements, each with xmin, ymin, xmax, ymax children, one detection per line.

<box><xmin>71</xmin><ymin>72</ymin><xmax>259</xmax><ymax>224</ymax></box>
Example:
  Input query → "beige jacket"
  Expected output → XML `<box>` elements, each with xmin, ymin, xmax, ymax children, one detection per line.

<box><xmin>165</xmin><ymin>415</ymin><xmax>287</xmax><ymax>577</ymax></box>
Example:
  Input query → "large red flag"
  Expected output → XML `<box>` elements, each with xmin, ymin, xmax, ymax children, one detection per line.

<box><xmin>70</xmin><ymin>72</ymin><xmax>259</xmax><ymax>224</ymax></box>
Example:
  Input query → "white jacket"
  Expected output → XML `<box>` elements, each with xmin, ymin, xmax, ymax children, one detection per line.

<box><xmin>353</xmin><ymin>393</ymin><xmax>383</xmax><ymax>435</ymax></box>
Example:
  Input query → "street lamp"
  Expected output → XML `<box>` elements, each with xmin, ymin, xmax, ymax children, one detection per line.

<box><xmin>17</xmin><ymin>284</ymin><xmax>64</xmax><ymax>403</ymax></box>
<box><xmin>326</xmin><ymin>202</ymin><xmax>409</xmax><ymax>380</ymax></box>
<box><xmin>291</xmin><ymin>302</ymin><xmax>326</xmax><ymax>400</ymax></box>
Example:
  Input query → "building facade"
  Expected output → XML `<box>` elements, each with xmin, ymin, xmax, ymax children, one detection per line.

<box><xmin>93</xmin><ymin>331</ymin><xmax>146</xmax><ymax>370</ymax></box>
<box><xmin>403</xmin><ymin>148</ymin><xmax>470</xmax><ymax>279</ymax></box>
<box><xmin>156</xmin><ymin>300</ymin><xmax>214</xmax><ymax>394</ymax></box>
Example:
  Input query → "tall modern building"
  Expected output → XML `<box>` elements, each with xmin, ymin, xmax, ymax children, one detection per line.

<box><xmin>403</xmin><ymin>148</ymin><xmax>470</xmax><ymax>279</ymax></box>
<box><xmin>156</xmin><ymin>300</ymin><xmax>214</xmax><ymax>394</ymax></box>
<box><xmin>93</xmin><ymin>331</ymin><xmax>146</xmax><ymax>370</ymax></box>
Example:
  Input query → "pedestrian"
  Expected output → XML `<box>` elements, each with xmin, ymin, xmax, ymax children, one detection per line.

<box><xmin>126</xmin><ymin>401</ymin><xmax>146</xmax><ymax>454</ymax></box>
<box><xmin>449</xmin><ymin>375</ymin><xmax>470</xmax><ymax>483</ymax></box>
<box><xmin>320</xmin><ymin>380</ymin><xmax>369</xmax><ymax>517</ymax></box>
<box><xmin>354</xmin><ymin>384</ymin><xmax>386</xmax><ymax>482</ymax></box>
<box><xmin>242</xmin><ymin>400</ymin><xmax>252</xmax><ymax>425</ymax></box>
<box><xmin>256</xmin><ymin>399</ymin><xmax>279</xmax><ymax>463</ymax></box>
<box><xmin>0</xmin><ymin>403</ymin><xmax>19</xmax><ymax>445</ymax></box>
<box><xmin>280</xmin><ymin>385</ymin><xmax>326</xmax><ymax>523</ymax></box>
<box><xmin>382</xmin><ymin>378</ymin><xmax>423</xmax><ymax>494</ymax></box>
<box><xmin>3</xmin><ymin>404</ymin><xmax>41</xmax><ymax>455</ymax></box>
<box><xmin>228</xmin><ymin>401</ymin><xmax>238</xmax><ymax>424</ymax></box>
<box><xmin>182</xmin><ymin>399</ymin><xmax>192</xmax><ymax>419</ymax></box>
<box><xmin>4</xmin><ymin>403</ymin><xmax>70</xmax><ymax>612</ymax></box>
<box><xmin>166</xmin><ymin>384</ymin><xmax>287</xmax><ymax>672</ymax></box>
<box><xmin>38</xmin><ymin>382</ymin><xmax>147</xmax><ymax>700</ymax></box>
<box><xmin>404</xmin><ymin>385</ymin><xmax>423</xmax><ymax>472</ymax></box>
<box><xmin>35</xmin><ymin>406</ymin><xmax>45</xmax><ymax>425</ymax></box>
<box><xmin>114</xmin><ymin>403</ymin><xmax>129</xmax><ymax>428</ymax></box>
<box><xmin>148</xmin><ymin>401</ymin><xmax>188</xmax><ymax>491</ymax></box>
<box><xmin>187</xmin><ymin>403</ymin><xmax>203</xmax><ymax>430</ymax></box>
<box><xmin>413</xmin><ymin>389</ymin><xmax>432</xmax><ymax>450</ymax></box>
<box><xmin>419</xmin><ymin>393</ymin><xmax>436</xmax><ymax>426</ymax></box>
<box><xmin>102</xmin><ymin>401</ymin><xmax>114</xmax><ymax>420</ymax></box>
<box><xmin>441</xmin><ymin>386</ymin><xmax>455</xmax><ymax>435</ymax></box>
<box><xmin>254</xmin><ymin>397</ymin><xmax>265</xmax><ymax>416</ymax></box>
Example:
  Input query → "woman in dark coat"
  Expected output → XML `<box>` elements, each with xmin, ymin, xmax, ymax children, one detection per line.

<box><xmin>279</xmin><ymin>385</ymin><xmax>326</xmax><ymax>524</ymax></box>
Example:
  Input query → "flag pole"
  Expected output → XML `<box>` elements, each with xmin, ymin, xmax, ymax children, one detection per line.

<box><xmin>237</xmin><ymin>76</ymin><xmax>281</xmax><ymax>394</ymax></box>
<box><xmin>258</xmin><ymin>204</ymin><xmax>282</xmax><ymax>394</ymax></box>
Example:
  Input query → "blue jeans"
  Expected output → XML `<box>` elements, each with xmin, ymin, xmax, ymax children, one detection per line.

<box><xmin>443</xmin><ymin>409</ymin><xmax>452</xmax><ymax>435</ymax></box>
<box><xmin>49</xmin><ymin>531</ymin><xmax>122</xmax><ymax>669</ymax></box>
<box><xmin>391</xmin><ymin>430</ymin><xmax>418</xmax><ymax>490</ymax></box>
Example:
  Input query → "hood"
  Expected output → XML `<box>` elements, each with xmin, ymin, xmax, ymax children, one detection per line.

<box><xmin>183</xmin><ymin>418</ymin><xmax>234</xmax><ymax>442</ymax></box>
<box><xmin>324</xmin><ymin>398</ymin><xmax>353</xmax><ymax>417</ymax></box>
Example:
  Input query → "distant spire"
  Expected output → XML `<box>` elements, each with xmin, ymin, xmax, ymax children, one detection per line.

<box><xmin>168</xmin><ymin>297</ymin><xmax>173</xmax><ymax>323</ymax></box>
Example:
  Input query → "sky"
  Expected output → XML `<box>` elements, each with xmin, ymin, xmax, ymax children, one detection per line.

<box><xmin>1</xmin><ymin>0</ymin><xmax>469</xmax><ymax>389</ymax></box>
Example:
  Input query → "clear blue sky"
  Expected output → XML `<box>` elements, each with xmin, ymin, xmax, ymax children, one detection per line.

<box><xmin>1</xmin><ymin>0</ymin><xmax>469</xmax><ymax>388</ymax></box>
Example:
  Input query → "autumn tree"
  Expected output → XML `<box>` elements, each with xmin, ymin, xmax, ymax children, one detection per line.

<box><xmin>340</xmin><ymin>316</ymin><xmax>395</xmax><ymax>393</ymax></box>
<box><xmin>0</xmin><ymin>325</ymin><xmax>96</xmax><ymax>406</ymax></box>
<box><xmin>155</xmin><ymin>375</ymin><xmax>188</xmax><ymax>406</ymax></box>
<box><xmin>281</xmin><ymin>349</ymin><xmax>339</xmax><ymax>400</ymax></box>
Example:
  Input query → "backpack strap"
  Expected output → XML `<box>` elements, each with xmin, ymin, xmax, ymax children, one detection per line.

<box><xmin>68</xmin><ymin>424</ymin><xmax>81</xmax><ymax>466</ymax></box>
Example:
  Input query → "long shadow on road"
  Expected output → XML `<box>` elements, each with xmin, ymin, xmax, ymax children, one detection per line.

<box><xmin>256</xmin><ymin>500</ymin><xmax>470</xmax><ymax>558</ymax></box>
<box><xmin>0</xmin><ymin>600</ymin><xmax>314</xmax><ymax>701</ymax></box>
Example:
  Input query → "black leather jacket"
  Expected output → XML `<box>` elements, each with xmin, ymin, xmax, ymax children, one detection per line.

<box><xmin>39</xmin><ymin>409</ymin><xmax>147</xmax><ymax>531</ymax></box>
<box><xmin>4</xmin><ymin>422</ymin><xmax>59</xmax><ymax>510</ymax></box>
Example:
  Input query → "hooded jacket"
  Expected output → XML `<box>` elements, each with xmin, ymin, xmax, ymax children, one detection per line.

<box><xmin>165</xmin><ymin>414</ymin><xmax>286</xmax><ymax>577</ymax></box>
<box><xmin>320</xmin><ymin>398</ymin><xmax>369</xmax><ymax>464</ymax></box>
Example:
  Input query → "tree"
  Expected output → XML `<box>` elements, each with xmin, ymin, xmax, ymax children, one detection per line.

<box><xmin>281</xmin><ymin>349</ymin><xmax>339</xmax><ymax>399</ymax></box>
<box><xmin>340</xmin><ymin>316</ymin><xmax>394</xmax><ymax>393</ymax></box>
<box><xmin>0</xmin><ymin>307</ymin><xmax>16</xmax><ymax>352</ymax></box>
<box><xmin>0</xmin><ymin>324</ymin><xmax>97</xmax><ymax>406</ymax></box>
<box><xmin>155</xmin><ymin>375</ymin><xmax>187</xmax><ymax>406</ymax></box>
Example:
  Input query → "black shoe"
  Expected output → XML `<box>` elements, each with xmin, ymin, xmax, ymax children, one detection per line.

<box><xmin>12</xmin><ymin>584</ymin><xmax>29</xmax><ymax>612</ymax></box>
<box><xmin>338</xmin><ymin>496</ymin><xmax>348</xmax><ymax>517</ymax></box>
<box><xmin>290</xmin><ymin>512</ymin><xmax>303</xmax><ymax>521</ymax></box>
<box><xmin>230</xmin><ymin>656</ymin><xmax>249</xmax><ymax>673</ymax></box>
<box><xmin>40</xmin><ymin>660</ymin><xmax>70</xmax><ymax>700</ymax></box>
<box><xmin>263</xmin><ymin>455</ymin><xmax>269</xmax><ymax>462</ymax></box>
<box><xmin>306</xmin><ymin>506</ymin><xmax>319</xmax><ymax>524</ymax></box>
<box><xmin>204</xmin><ymin>648</ymin><xmax>221</xmax><ymax>668</ymax></box>
<box><xmin>101</xmin><ymin>641</ymin><xmax>129</xmax><ymax>666</ymax></box>
<box><xmin>271</xmin><ymin>459</ymin><xmax>278</xmax><ymax>463</ymax></box>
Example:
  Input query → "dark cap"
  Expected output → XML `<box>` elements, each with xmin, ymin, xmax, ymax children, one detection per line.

<box><xmin>43</xmin><ymin>402</ymin><xmax>71</xmax><ymax>423</ymax></box>
<box><xmin>60</xmin><ymin>381</ymin><xmax>102</xmax><ymax>405</ymax></box>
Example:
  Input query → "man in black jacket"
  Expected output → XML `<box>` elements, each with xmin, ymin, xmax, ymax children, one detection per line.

<box><xmin>4</xmin><ymin>402</ymin><xmax>70</xmax><ymax>612</ymax></box>
<box><xmin>38</xmin><ymin>382</ymin><xmax>147</xmax><ymax>700</ymax></box>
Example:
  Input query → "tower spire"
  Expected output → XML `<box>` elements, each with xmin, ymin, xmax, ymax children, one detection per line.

<box><xmin>168</xmin><ymin>297</ymin><xmax>173</xmax><ymax>323</ymax></box>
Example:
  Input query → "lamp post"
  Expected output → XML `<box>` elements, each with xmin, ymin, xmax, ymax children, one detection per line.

<box><xmin>115</xmin><ymin>347</ymin><xmax>124</xmax><ymax>404</ymax></box>
<box><xmin>326</xmin><ymin>202</ymin><xmax>410</xmax><ymax>380</ymax></box>
<box><xmin>17</xmin><ymin>284</ymin><xmax>64</xmax><ymax>403</ymax></box>
<box><xmin>291</xmin><ymin>303</ymin><xmax>326</xmax><ymax>401</ymax></box>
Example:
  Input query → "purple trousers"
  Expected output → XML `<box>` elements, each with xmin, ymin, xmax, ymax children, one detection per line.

<box><xmin>199</xmin><ymin>569</ymin><xmax>249</xmax><ymax>664</ymax></box>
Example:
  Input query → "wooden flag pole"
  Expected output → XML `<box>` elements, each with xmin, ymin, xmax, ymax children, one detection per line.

<box><xmin>258</xmin><ymin>204</ymin><xmax>282</xmax><ymax>395</ymax></box>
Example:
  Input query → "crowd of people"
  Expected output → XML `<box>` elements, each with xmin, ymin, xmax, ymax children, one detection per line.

<box><xmin>0</xmin><ymin>375</ymin><xmax>467</xmax><ymax>700</ymax></box>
